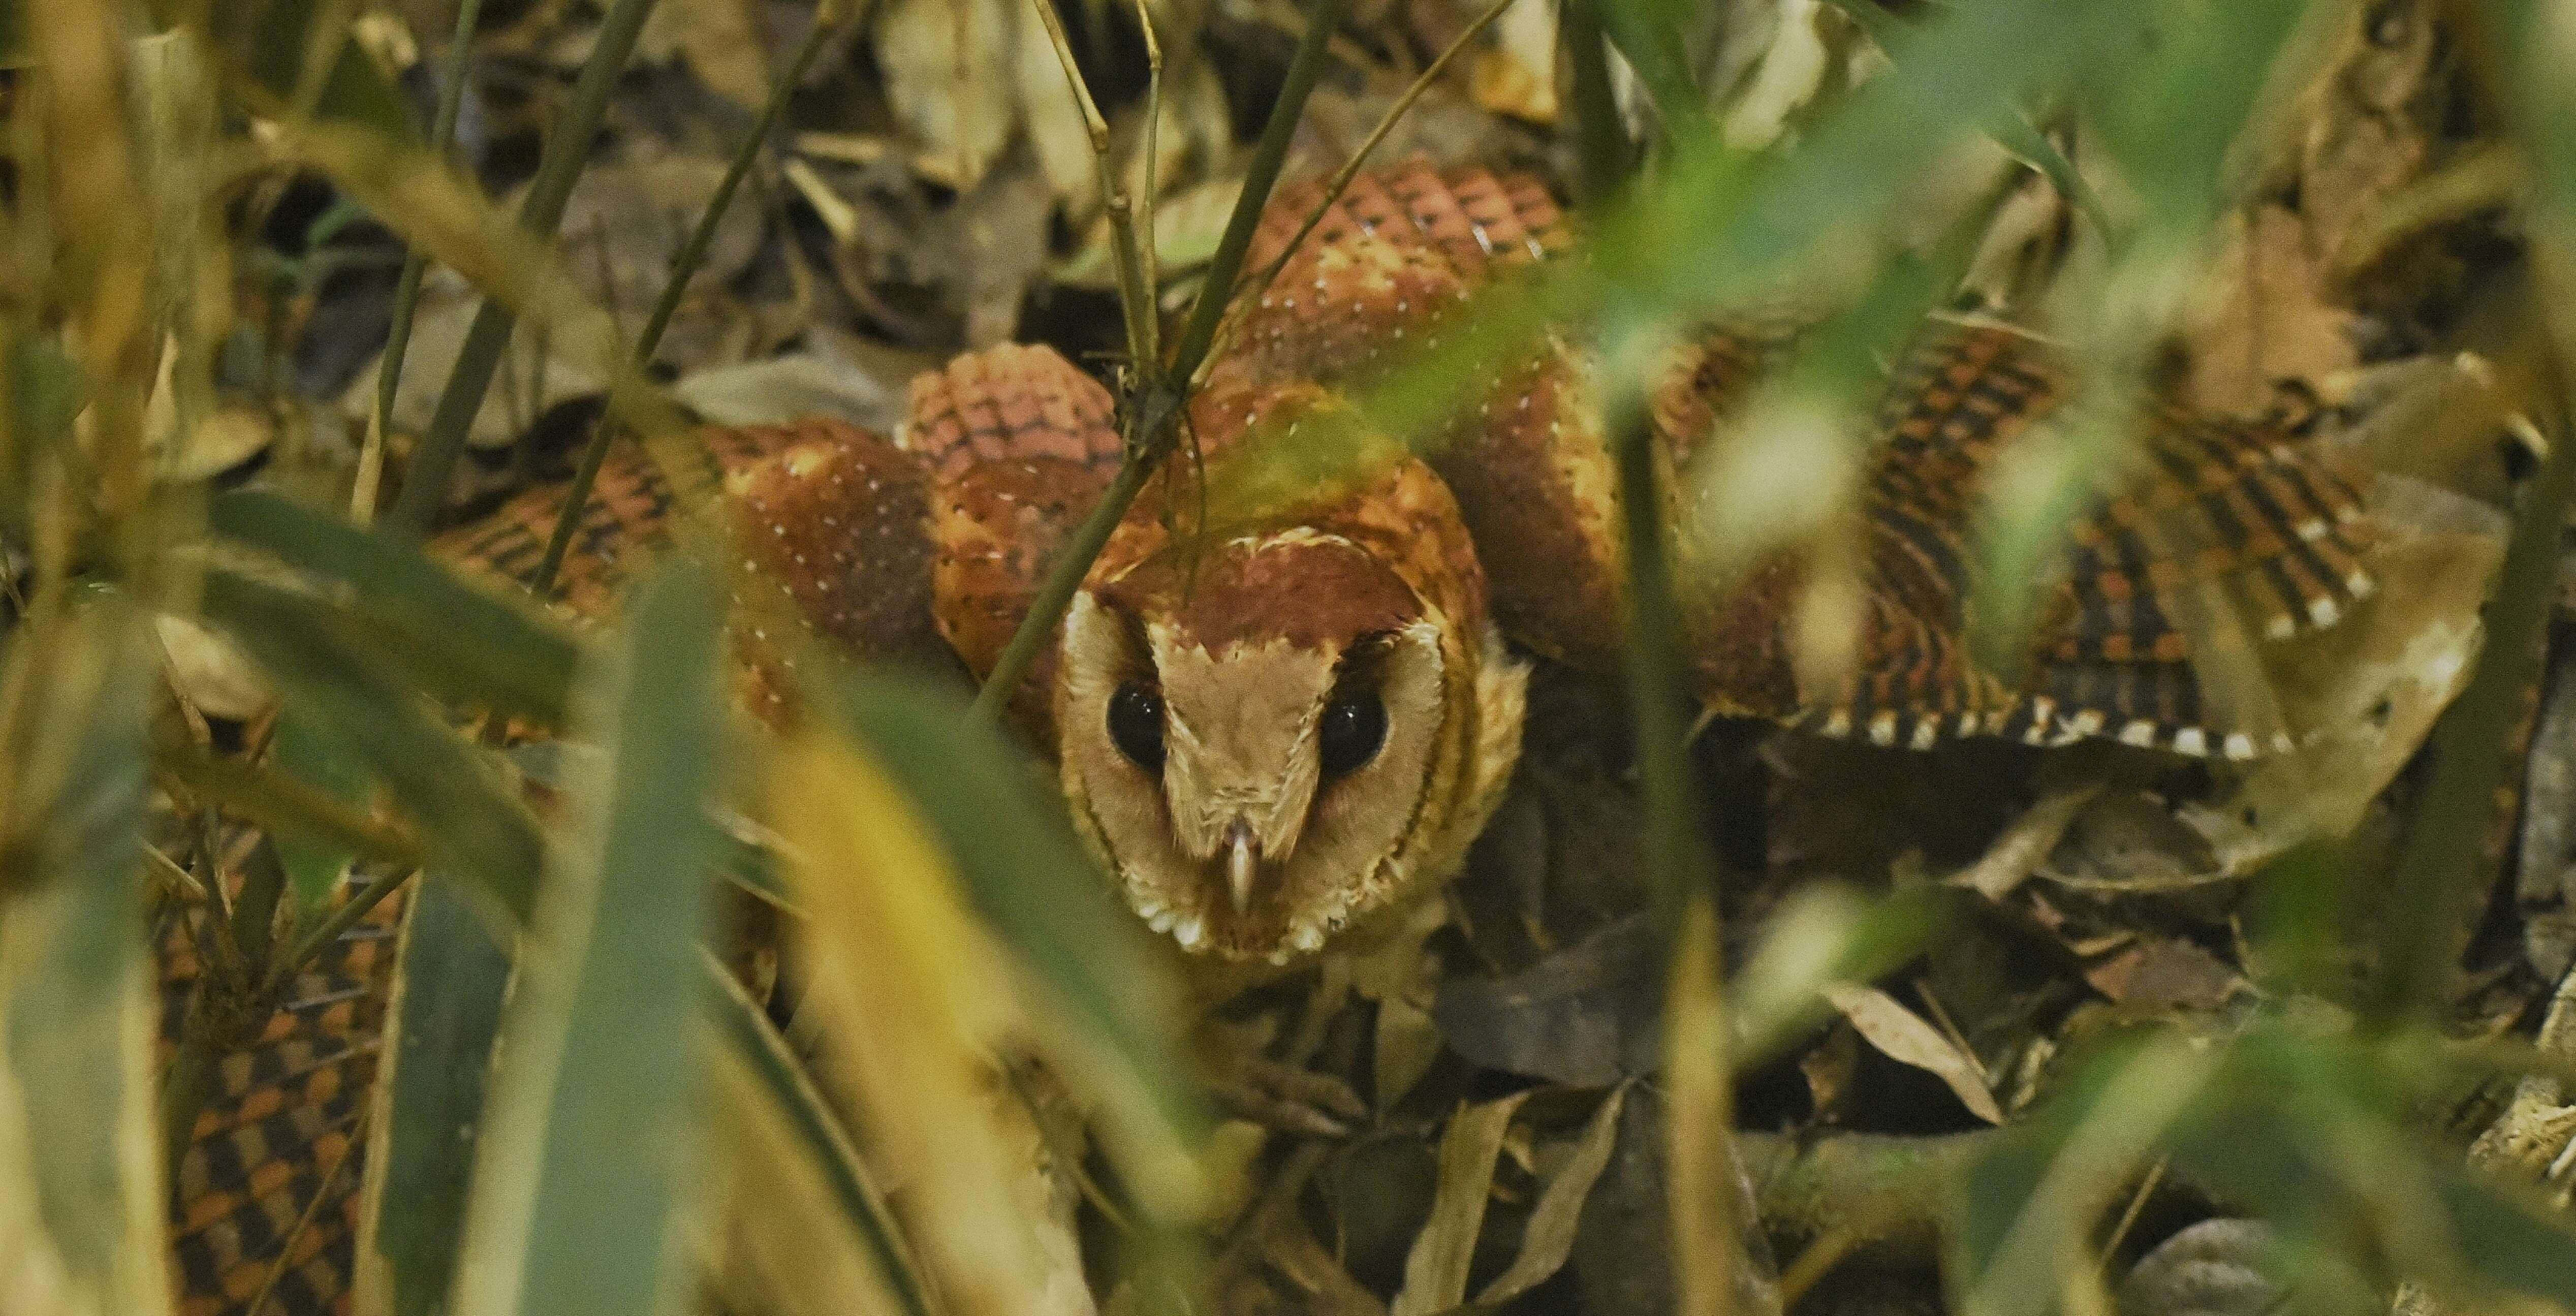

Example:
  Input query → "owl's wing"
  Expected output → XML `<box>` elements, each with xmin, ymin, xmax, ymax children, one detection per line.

<box><xmin>1671</xmin><ymin>323</ymin><xmax>2381</xmax><ymax>758</ymax></box>
<box><xmin>899</xmin><ymin>341</ymin><xmax>1124</xmax><ymax>730</ymax></box>
<box><xmin>433</xmin><ymin>417</ymin><xmax>951</xmax><ymax>723</ymax></box>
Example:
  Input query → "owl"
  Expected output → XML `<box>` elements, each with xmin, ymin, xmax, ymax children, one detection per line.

<box><xmin>161</xmin><ymin>159</ymin><xmax>2432</xmax><ymax>1316</ymax></box>
<box><xmin>899</xmin><ymin>156</ymin><xmax>2392</xmax><ymax>966</ymax></box>
<box><xmin>435</xmin><ymin>162</ymin><xmax>2392</xmax><ymax>970</ymax></box>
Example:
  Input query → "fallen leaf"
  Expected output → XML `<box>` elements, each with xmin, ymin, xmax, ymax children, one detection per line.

<box><xmin>1433</xmin><ymin>914</ymin><xmax>1662</xmax><ymax>1087</ymax></box>
<box><xmin>875</xmin><ymin>0</ymin><xmax>1018</xmax><ymax>191</ymax></box>
<box><xmin>2115</xmin><ymin>1219</ymin><xmax>2286</xmax><ymax>1316</ymax></box>
<box><xmin>1956</xmin><ymin>782</ymin><xmax>2103</xmax><ymax>900</ymax></box>
<box><xmin>640</xmin><ymin>0</ymin><xmax>772</xmax><ymax>109</ymax></box>
<box><xmin>2081</xmin><ymin>938</ymin><xmax>2247</xmax><ymax>1013</ymax></box>
<box><xmin>1011</xmin><ymin>0</ymin><xmax>1096</xmax><ymax>216</ymax></box>
<box><xmin>155</xmin><ymin>613</ymin><xmax>272</xmax><ymax>722</ymax></box>
<box><xmin>672</xmin><ymin>348</ymin><xmax>909</xmax><ymax>434</ymax></box>
<box><xmin>1475</xmin><ymin>1086</ymin><xmax>1628</xmax><ymax>1306</ymax></box>
<box><xmin>1391</xmin><ymin>1091</ymin><xmax>1529</xmax><ymax>1316</ymax></box>
<box><xmin>1470</xmin><ymin>0</ymin><xmax>1559</xmax><ymax>124</ymax></box>
<box><xmin>1821</xmin><ymin>983</ymin><xmax>2003</xmax><ymax>1124</ymax></box>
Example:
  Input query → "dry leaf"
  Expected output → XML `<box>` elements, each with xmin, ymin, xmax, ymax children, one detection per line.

<box><xmin>1956</xmin><ymin>782</ymin><xmax>2103</xmax><ymax>900</ymax></box>
<box><xmin>876</xmin><ymin>0</ymin><xmax>1018</xmax><ymax>191</ymax></box>
<box><xmin>1474</xmin><ymin>1086</ymin><xmax>1628</xmax><ymax>1306</ymax></box>
<box><xmin>1391</xmin><ymin>1092</ymin><xmax>1530</xmax><ymax>1316</ymax></box>
<box><xmin>2082</xmin><ymin>938</ymin><xmax>2247</xmax><ymax>1012</ymax></box>
<box><xmin>2183</xmin><ymin>512</ymin><xmax>2502</xmax><ymax>871</ymax></box>
<box><xmin>1055</xmin><ymin>176</ymin><xmax>1244</xmax><ymax>289</ymax></box>
<box><xmin>1011</xmin><ymin>0</ymin><xmax>1097</xmax><ymax>216</ymax></box>
<box><xmin>640</xmin><ymin>0</ymin><xmax>773</xmax><ymax>108</ymax></box>
<box><xmin>1721</xmin><ymin>0</ymin><xmax>1834</xmax><ymax>150</ymax></box>
<box><xmin>1820</xmin><ymin>983</ymin><xmax>2004</xmax><ymax>1124</ymax></box>
<box><xmin>154</xmin><ymin>614</ymin><xmax>273</xmax><ymax>722</ymax></box>
<box><xmin>2114</xmin><ymin>1219</ymin><xmax>2285</xmax><ymax>1316</ymax></box>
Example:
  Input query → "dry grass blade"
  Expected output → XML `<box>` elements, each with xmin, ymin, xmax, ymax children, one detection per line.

<box><xmin>1027</xmin><ymin>0</ymin><xmax>1156</xmax><ymax>367</ymax></box>
<box><xmin>768</xmin><ymin>724</ymin><xmax>1071</xmax><ymax>1316</ymax></box>
<box><xmin>1390</xmin><ymin>1092</ymin><xmax>1527</xmax><ymax>1316</ymax></box>
<box><xmin>1130</xmin><ymin>0</ymin><xmax>1163</xmax><ymax>318</ymax></box>
<box><xmin>1666</xmin><ymin>893</ymin><xmax>1760</xmax><ymax>1316</ymax></box>
<box><xmin>700</xmin><ymin>950</ymin><xmax>936</xmax><ymax>1316</ymax></box>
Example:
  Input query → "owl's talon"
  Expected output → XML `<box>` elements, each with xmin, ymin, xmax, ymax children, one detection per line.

<box><xmin>1200</xmin><ymin>1045</ymin><xmax>1370</xmax><ymax>1137</ymax></box>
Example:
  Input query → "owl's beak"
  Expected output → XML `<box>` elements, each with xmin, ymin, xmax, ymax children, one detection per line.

<box><xmin>1223</xmin><ymin>818</ymin><xmax>1260</xmax><ymax>914</ymax></box>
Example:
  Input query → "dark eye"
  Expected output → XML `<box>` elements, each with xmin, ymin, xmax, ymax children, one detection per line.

<box><xmin>1318</xmin><ymin>693</ymin><xmax>1386</xmax><ymax>777</ymax></box>
<box><xmin>1107</xmin><ymin>680</ymin><xmax>1165</xmax><ymax>771</ymax></box>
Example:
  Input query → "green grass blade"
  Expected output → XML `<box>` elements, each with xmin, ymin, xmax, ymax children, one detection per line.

<box><xmin>1591</xmin><ymin>0</ymin><xmax>1710</xmax><ymax>143</ymax></box>
<box><xmin>361</xmin><ymin>875</ymin><xmax>516</xmax><ymax>1316</ymax></box>
<box><xmin>2426</xmin><ymin>1166</ymin><xmax>2576</xmax><ymax>1306</ymax></box>
<box><xmin>0</xmin><ymin>601</ymin><xmax>169</xmax><ymax>1315</ymax></box>
<box><xmin>450</xmin><ymin>553</ymin><xmax>729</xmax><ymax>1316</ymax></box>
<box><xmin>270</xmin><ymin>709</ymin><xmax>369</xmax><ymax>912</ymax></box>
<box><xmin>210</xmin><ymin>488</ymin><xmax>586</xmax><ymax>726</ymax></box>
<box><xmin>198</xmin><ymin>568</ymin><xmax>544</xmax><ymax>922</ymax></box>
<box><xmin>385</xmin><ymin>0</ymin><xmax>666</xmax><ymax>535</ymax></box>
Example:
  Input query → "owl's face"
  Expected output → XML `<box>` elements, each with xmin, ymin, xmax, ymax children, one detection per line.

<box><xmin>1057</xmin><ymin>494</ymin><xmax>1525</xmax><ymax>964</ymax></box>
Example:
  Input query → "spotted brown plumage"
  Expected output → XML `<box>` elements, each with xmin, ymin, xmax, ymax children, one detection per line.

<box><xmin>903</xmin><ymin>342</ymin><xmax>1124</xmax><ymax>728</ymax></box>
<box><xmin>1673</xmin><ymin>320</ymin><xmax>2379</xmax><ymax>759</ymax></box>
<box><xmin>164</xmin><ymin>160</ymin><xmax>2411</xmax><ymax>1310</ymax></box>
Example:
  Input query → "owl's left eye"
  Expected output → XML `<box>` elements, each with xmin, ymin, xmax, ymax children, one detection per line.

<box><xmin>1107</xmin><ymin>680</ymin><xmax>1166</xmax><ymax>771</ymax></box>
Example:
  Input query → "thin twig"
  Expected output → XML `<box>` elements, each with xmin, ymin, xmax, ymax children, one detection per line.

<box><xmin>2096</xmin><ymin>1156</ymin><xmax>2167</xmax><ymax>1274</ymax></box>
<box><xmin>271</xmin><ymin>865</ymin><xmax>416</xmax><ymax>992</ymax></box>
<box><xmin>1132</xmin><ymin>0</ymin><xmax>1164</xmax><ymax>312</ymax></box>
<box><xmin>363</xmin><ymin>0</ymin><xmax>487</xmax><ymax>524</ymax></box>
<box><xmin>385</xmin><ymin>0</ymin><xmax>669</xmax><ymax>536</ymax></box>
<box><xmin>1775</xmin><ymin>1226</ymin><xmax>1863</xmax><ymax>1307</ymax></box>
<box><xmin>1030</xmin><ymin>0</ymin><xmax>1158</xmax><ymax>368</ymax></box>
<box><xmin>524</xmin><ymin>10</ymin><xmax>844</xmax><ymax>600</ymax></box>
<box><xmin>969</xmin><ymin>0</ymin><xmax>1354</xmax><ymax>724</ymax></box>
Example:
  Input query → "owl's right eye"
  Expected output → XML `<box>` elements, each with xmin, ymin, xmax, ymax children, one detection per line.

<box><xmin>1107</xmin><ymin>680</ymin><xmax>1166</xmax><ymax>772</ymax></box>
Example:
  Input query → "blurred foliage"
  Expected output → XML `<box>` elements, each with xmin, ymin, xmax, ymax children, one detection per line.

<box><xmin>0</xmin><ymin>2</ymin><xmax>2570</xmax><ymax>1316</ymax></box>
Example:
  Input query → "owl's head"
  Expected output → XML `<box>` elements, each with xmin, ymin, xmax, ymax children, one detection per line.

<box><xmin>1056</xmin><ymin>461</ymin><xmax>1526</xmax><ymax>964</ymax></box>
